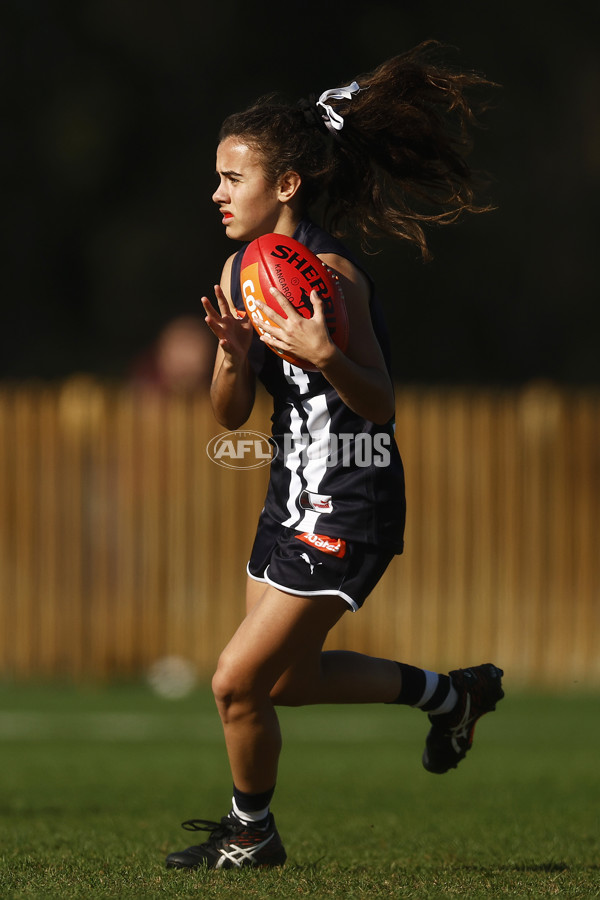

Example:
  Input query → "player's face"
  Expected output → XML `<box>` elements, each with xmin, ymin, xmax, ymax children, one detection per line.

<box><xmin>213</xmin><ymin>138</ymin><xmax>285</xmax><ymax>242</ymax></box>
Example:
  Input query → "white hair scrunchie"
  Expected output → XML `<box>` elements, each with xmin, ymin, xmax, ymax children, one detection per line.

<box><xmin>316</xmin><ymin>81</ymin><xmax>361</xmax><ymax>135</ymax></box>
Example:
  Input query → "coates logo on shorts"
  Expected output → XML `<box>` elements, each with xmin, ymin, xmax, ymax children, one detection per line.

<box><xmin>206</xmin><ymin>431</ymin><xmax>278</xmax><ymax>469</ymax></box>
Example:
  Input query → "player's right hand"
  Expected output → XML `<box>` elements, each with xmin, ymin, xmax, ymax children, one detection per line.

<box><xmin>202</xmin><ymin>285</ymin><xmax>254</xmax><ymax>364</ymax></box>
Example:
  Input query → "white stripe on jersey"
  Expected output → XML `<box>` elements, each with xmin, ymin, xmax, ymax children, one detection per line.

<box><xmin>282</xmin><ymin>404</ymin><xmax>305</xmax><ymax>525</ymax></box>
<box><xmin>281</xmin><ymin>370</ymin><xmax>332</xmax><ymax>529</ymax></box>
<box><xmin>281</xmin><ymin>363</ymin><xmax>310</xmax><ymax>526</ymax></box>
<box><xmin>296</xmin><ymin>393</ymin><xmax>332</xmax><ymax>531</ymax></box>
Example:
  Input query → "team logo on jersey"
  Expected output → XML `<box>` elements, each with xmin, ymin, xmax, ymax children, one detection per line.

<box><xmin>296</xmin><ymin>532</ymin><xmax>347</xmax><ymax>558</ymax></box>
<box><xmin>299</xmin><ymin>490</ymin><xmax>333</xmax><ymax>513</ymax></box>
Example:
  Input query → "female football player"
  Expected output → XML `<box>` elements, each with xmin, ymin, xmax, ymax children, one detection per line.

<box><xmin>166</xmin><ymin>41</ymin><xmax>504</xmax><ymax>870</ymax></box>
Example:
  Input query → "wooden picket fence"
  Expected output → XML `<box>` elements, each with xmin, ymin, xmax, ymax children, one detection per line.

<box><xmin>0</xmin><ymin>377</ymin><xmax>598</xmax><ymax>688</ymax></box>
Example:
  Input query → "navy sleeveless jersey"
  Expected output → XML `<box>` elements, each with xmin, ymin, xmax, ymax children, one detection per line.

<box><xmin>231</xmin><ymin>219</ymin><xmax>406</xmax><ymax>551</ymax></box>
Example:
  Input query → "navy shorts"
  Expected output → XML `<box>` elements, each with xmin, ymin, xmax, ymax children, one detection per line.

<box><xmin>247</xmin><ymin>512</ymin><xmax>397</xmax><ymax>611</ymax></box>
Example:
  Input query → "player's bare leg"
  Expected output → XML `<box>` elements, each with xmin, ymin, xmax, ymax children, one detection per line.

<box><xmin>212</xmin><ymin>585</ymin><xmax>350</xmax><ymax>794</ymax></box>
<box><xmin>244</xmin><ymin>577</ymin><xmax>403</xmax><ymax>708</ymax></box>
<box><xmin>244</xmin><ymin>579</ymin><xmax>503</xmax><ymax>776</ymax></box>
<box><xmin>167</xmin><ymin>581</ymin><xmax>502</xmax><ymax>869</ymax></box>
<box><xmin>166</xmin><ymin>584</ymin><xmax>405</xmax><ymax>871</ymax></box>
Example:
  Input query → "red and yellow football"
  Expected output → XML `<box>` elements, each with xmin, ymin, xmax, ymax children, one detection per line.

<box><xmin>240</xmin><ymin>233</ymin><xmax>348</xmax><ymax>371</ymax></box>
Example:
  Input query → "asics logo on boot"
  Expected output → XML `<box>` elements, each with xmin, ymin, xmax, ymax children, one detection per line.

<box><xmin>215</xmin><ymin>832</ymin><xmax>276</xmax><ymax>869</ymax></box>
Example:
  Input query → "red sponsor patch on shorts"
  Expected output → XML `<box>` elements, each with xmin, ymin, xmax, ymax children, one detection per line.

<box><xmin>295</xmin><ymin>532</ymin><xmax>347</xmax><ymax>558</ymax></box>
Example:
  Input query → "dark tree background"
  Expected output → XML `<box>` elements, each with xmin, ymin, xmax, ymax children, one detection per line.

<box><xmin>2</xmin><ymin>0</ymin><xmax>599</xmax><ymax>385</ymax></box>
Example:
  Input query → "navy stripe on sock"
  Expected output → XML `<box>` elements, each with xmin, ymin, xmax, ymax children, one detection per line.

<box><xmin>388</xmin><ymin>662</ymin><xmax>427</xmax><ymax>706</ymax></box>
<box><xmin>232</xmin><ymin>784</ymin><xmax>275</xmax><ymax>814</ymax></box>
<box><xmin>420</xmin><ymin>675</ymin><xmax>453</xmax><ymax>712</ymax></box>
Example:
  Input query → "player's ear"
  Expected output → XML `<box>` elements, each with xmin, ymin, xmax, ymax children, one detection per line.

<box><xmin>278</xmin><ymin>170</ymin><xmax>302</xmax><ymax>203</ymax></box>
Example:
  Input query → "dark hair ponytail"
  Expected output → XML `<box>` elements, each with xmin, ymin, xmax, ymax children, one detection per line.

<box><xmin>219</xmin><ymin>41</ymin><xmax>498</xmax><ymax>259</ymax></box>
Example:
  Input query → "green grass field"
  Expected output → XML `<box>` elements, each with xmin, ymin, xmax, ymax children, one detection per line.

<box><xmin>0</xmin><ymin>679</ymin><xmax>598</xmax><ymax>899</ymax></box>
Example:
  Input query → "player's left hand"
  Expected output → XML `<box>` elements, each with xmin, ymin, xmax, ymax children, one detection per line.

<box><xmin>254</xmin><ymin>288</ymin><xmax>337</xmax><ymax>369</ymax></box>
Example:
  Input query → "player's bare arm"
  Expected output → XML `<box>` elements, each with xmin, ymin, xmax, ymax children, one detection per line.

<box><xmin>203</xmin><ymin>254</ymin><xmax>256</xmax><ymax>429</ymax></box>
